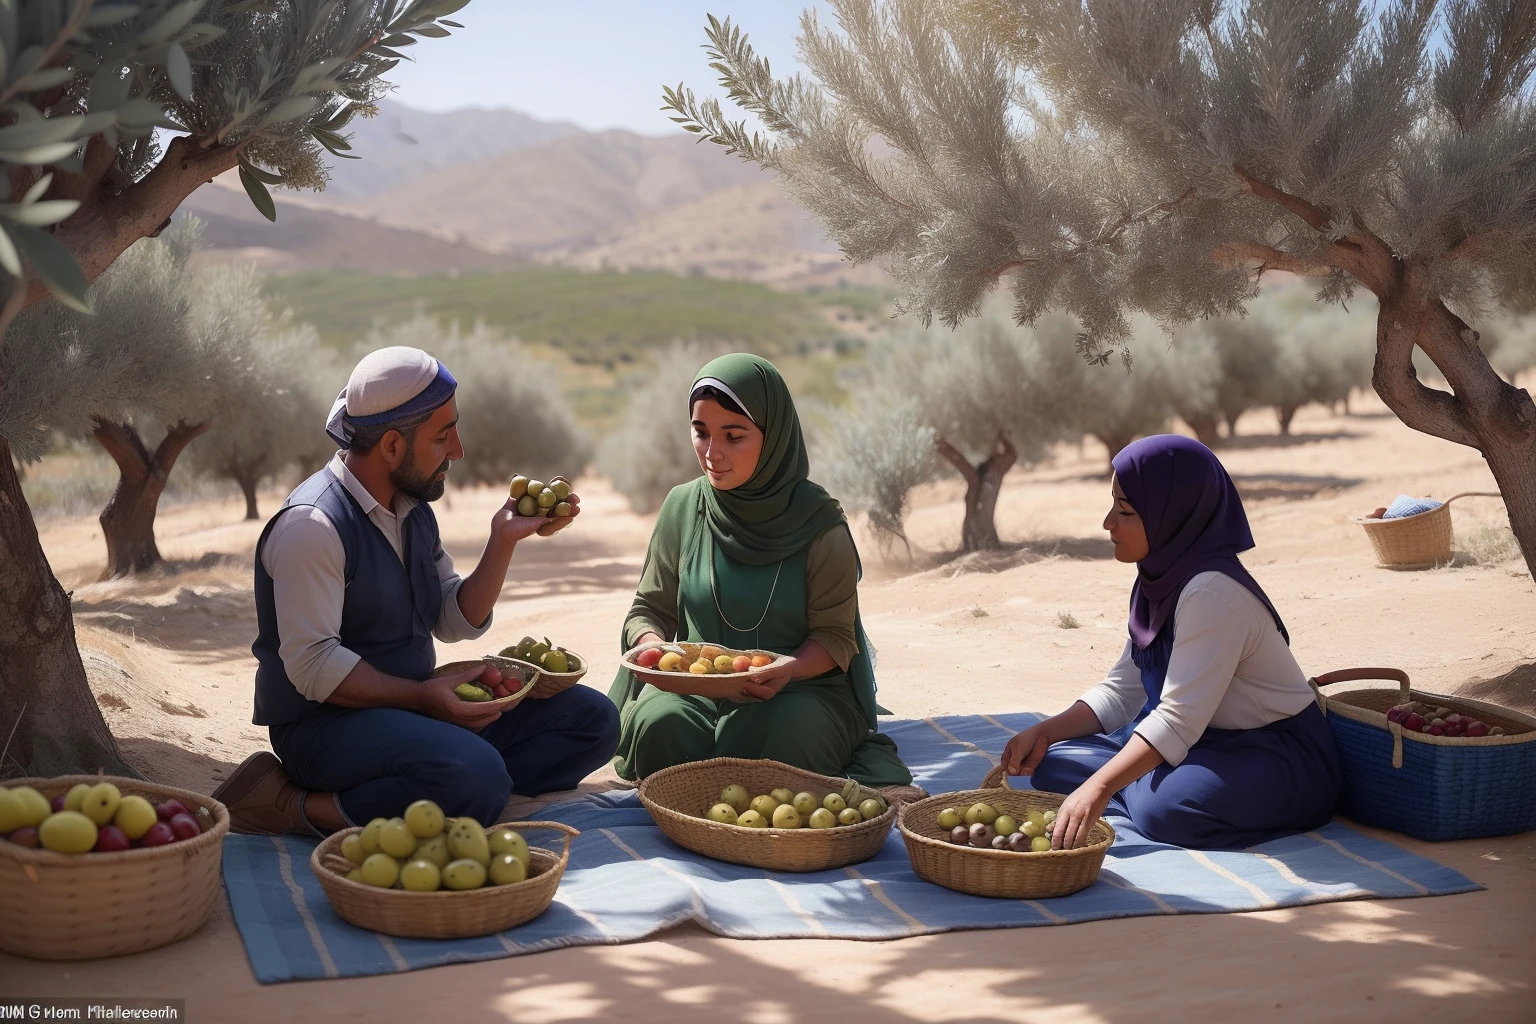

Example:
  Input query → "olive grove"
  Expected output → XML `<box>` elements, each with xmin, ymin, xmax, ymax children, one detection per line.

<box><xmin>666</xmin><ymin>0</ymin><xmax>1536</xmax><ymax>576</ymax></box>
<box><xmin>0</xmin><ymin>0</ymin><xmax>472</xmax><ymax>778</ymax></box>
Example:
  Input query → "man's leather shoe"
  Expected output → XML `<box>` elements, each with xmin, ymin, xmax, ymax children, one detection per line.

<box><xmin>211</xmin><ymin>751</ymin><xmax>320</xmax><ymax>836</ymax></box>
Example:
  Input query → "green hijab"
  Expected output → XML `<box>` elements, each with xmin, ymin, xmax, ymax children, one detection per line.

<box><xmin>690</xmin><ymin>353</ymin><xmax>847</xmax><ymax>566</ymax></box>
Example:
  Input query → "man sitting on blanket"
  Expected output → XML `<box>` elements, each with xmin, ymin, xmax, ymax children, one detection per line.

<box><xmin>214</xmin><ymin>346</ymin><xmax>620</xmax><ymax>836</ymax></box>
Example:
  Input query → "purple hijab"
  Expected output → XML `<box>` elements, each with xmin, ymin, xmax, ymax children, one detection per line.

<box><xmin>1112</xmin><ymin>435</ymin><xmax>1287</xmax><ymax>656</ymax></box>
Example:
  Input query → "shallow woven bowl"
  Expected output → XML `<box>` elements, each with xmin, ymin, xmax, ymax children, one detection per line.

<box><xmin>622</xmin><ymin>643</ymin><xmax>791</xmax><ymax>701</ymax></box>
<box><xmin>432</xmin><ymin>656</ymin><xmax>538</xmax><ymax>710</ymax></box>
<box><xmin>898</xmin><ymin>765</ymin><xmax>1114</xmax><ymax>899</ymax></box>
<box><xmin>495</xmin><ymin>652</ymin><xmax>588</xmax><ymax>700</ymax></box>
<box><xmin>638</xmin><ymin>757</ymin><xmax>896</xmax><ymax>872</ymax></box>
<box><xmin>311</xmin><ymin>820</ymin><xmax>577</xmax><ymax>939</ymax></box>
<box><xmin>0</xmin><ymin>775</ymin><xmax>229</xmax><ymax>961</ymax></box>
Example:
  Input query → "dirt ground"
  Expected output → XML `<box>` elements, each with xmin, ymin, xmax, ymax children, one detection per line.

<box><xmin>3</xmin><ymin>396</ymin><xmax>1534</xmax><ymax>1022</ymax></box>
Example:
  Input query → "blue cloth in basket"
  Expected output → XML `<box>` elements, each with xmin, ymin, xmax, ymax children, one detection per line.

<box><xmin>1382</xmin><ymin>495</ymin><xmax>1441</xmax><ymax>519</ymax></box>
<box><xmin>223</xmin><ymin>713</ymin><xmax>1484</xmax><ymax>983</ymax></box>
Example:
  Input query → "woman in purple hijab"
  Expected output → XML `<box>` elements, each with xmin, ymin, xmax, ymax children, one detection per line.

<box><xmin>1001</xmin><ymin>435</ymin><xmax>1341</xmax><ymax>850</ymax></box>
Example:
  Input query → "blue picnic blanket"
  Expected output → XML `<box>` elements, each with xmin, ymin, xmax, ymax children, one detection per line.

<box><xmin>223</xmin><ymin>713</ymin><xmax>1483</xmax><ymax>983</ymax></box>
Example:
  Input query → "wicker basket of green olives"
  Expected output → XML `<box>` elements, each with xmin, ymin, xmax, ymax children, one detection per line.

<box><xmin>898</xmin><ymin>764</ymin><xmax>1114</xmax><ymax>899</ymax></box>
<box><xmin>638</xmin><ymin>757</ymin><xmax>896</xmax><ymax>872</ymax></box>
<box><xmin>311</xmin><ymin>800</ymin><xmax>577</xmax><ymax>939</ymax></box>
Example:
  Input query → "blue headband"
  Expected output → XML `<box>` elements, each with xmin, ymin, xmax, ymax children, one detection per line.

<box><xmin>325</xmin><ymin>362</ymin><xmax>458</xmax><ymax>448</ymax></box>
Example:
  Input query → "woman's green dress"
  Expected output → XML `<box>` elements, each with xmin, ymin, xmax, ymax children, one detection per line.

<box><xmin>607</xmin><ymin>354</ymin><xmax>911</xmax><ymax>788</ymax></box>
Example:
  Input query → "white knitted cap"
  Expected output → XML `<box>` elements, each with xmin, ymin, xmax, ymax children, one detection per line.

<box><xmin>344</xmin><ymin>346</ymin><xmax>441</xmax><ymax>417</ymax></box>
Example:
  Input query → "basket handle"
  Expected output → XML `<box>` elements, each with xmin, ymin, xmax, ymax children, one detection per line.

<box><xmin>981</xmin><ymin>763</ymin><xmax>1018</xmax><ymax>790</ymax></box>
<box><xmin>1442</xmin><ymin>492</ymin><xmax>1503</xmax><ymax>506</ymax></box>
<box><xmin>1308</xmin><ymin>668</ymin><xmax>1411</xmax><ymax>770</ymax></box>
<box><xmin>1309</xmin><ymin>667</ymin><xmax>1411</xmax><ymax>710</ymax></box>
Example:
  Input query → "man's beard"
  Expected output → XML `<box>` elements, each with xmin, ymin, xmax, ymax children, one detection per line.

<box><xmin>392</xmin><ymin>448</ymin><xmax>450</xmax><ymax>502</ymax></box>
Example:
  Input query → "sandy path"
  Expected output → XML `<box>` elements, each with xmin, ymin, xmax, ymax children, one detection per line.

<box><xmin>3</xmin><ymin>397</ymin><xmax>1533</xmax><ymax>1021</ymax></box>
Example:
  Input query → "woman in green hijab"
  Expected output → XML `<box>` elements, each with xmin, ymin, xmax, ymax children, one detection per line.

<box><xmin>609</xmin><ymin>353</ymin><xmax>914</xmax><ymax>791</ymax></box>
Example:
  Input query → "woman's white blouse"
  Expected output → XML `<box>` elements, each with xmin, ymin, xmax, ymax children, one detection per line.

<box><xmin>1079</xmin><ymin>571</ymin><xmax>1316</xmax><ymax>766</ymax></box>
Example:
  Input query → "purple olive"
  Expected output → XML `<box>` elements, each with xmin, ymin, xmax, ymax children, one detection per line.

<box><xmin>969</xmin><ymin>822</ymin><xmax>996</xmax><ymax>848</ymax></box>
<box><xmin>949</xmin><ymin>825</ymin><xmax>970</xmax><ymax>845</ymax></box>
<box><xmin>1007</xmin><ymin>831</ymin><xmax>1029</xmax><ymax>852</ymax></box>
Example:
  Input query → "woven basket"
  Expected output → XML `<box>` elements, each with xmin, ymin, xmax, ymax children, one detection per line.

<box><xmin>0</xmin><ymin>775</ymin><xmax>229</xmax><ymax>961</ymax></box>
<box><xmin>495</xmin><ymin>654</ymin><xmax>588</xmax><ymax>700</ymax></box>
<box><xmin>311</xmin><ymin>820</ymin><xmax>576</xmax><ymax>939</ymax></box>
<box><xmin>1312</xmin><ymin>668</ymin><xmax>1536</xmax><ymax>841</ymax></box>
<box><xmin>898</xmin><ymin>765</ymin><xmax>1114</xmax><ymax>899</ymax></box>
<box><xmin>432</xmin><ymin>656</ymin><xmax>538</xmax><ymax>710</ymax></box>
<box><xmin>637</xmin><ymin>757</ymin><xmax>895</xmax><ymax>872</ymax></box>
<box><xmin>1355</xmin><ymin>492</ymin><xmax>1501</xmax><ymax>569</ymax></box>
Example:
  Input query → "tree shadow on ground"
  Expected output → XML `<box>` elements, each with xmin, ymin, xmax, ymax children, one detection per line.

<box><xmin>1217</xmin><ymin>429</ymin><xmax>1365</xmax><ymax>450</ymax></box>
<box><xmin>1231</xmin><ymin>472</ymin><xmax>1364</xmax><ymax>502</ymax></box>
<box><xmin>117</xmin><ymin>736</ymin><xmax>245</xmax><ymax>792</ymax></box>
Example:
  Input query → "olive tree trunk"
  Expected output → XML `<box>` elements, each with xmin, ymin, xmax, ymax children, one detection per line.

<box><xmin>937</xmin><ymin>434</ymin><xmax>1017</xmax><ymax>553</ymax></box>
<box><xmin>1277</xmin><ymin>405</ymin><xmax>1299</xmax><ymax>435</ymax></box>
<box><xmin>240</xmin><ymin>475</ymin><xmax>260</xmax><ymax>521</ymax></box>
<box><xmin>0</xmin><ymin>434</ymin><xmax>136</xmax><ymax>778</ymax></box>
<box><xmin>1093</xmin><ymin>432</ymin><xmax>1136</xmax><ymax>476</ymax></box>
<box><xmin>1174</xmin><ymin>406</ymin><xmax>1222</xmax><ymax>447</ymax></box>
<box><xmin>93</xmin><ymin>419</ymin><xmax>209</xmax><ymax>578</ymax></box>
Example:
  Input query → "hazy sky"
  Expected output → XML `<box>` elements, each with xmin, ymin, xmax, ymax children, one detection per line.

<box><xmin>386</xmin><ymin>2</ymin><xmax>836</xmax><ymax>135</ymax></box>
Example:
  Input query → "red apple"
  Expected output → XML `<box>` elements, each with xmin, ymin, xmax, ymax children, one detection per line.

<box><xmin>155</xmin><ymin>800</ymin><xmax>190</xmax><ymax>822</ymax></box>
<box><xmin>168</xmin><ymin>813</ymin><xmax>200</xmax><ymax>842</ymax></box>
<box><xmin>1429</xmin><ymin>724</ymin><xmax>1445</xmax><ymax>736</ymax></box>
<box><xmin>731</xmin><ymin>655</ymin><xmax>752</xmax><ymax>673</ymax></box>
<box><xmin>140</xmin><ymin>822</ymin><xmax>175</xmax><ymax>848</ymax></box>
<box><xmin>93</xmin><ymin>825</ymin><xmax>131</xmax><ymax>853</ymax></box>
<box><xmin>1386</xmin><ymin>706</ymin><xmax>1404</xmax><ymax>724</ymax></box>
<box><xmin>6</xmin><ymin>827</ymin><xmax>39</xmax><ymax>848</ymax></box>
<box><xmin>1465</xmin><ymin>721</ymin><xmax>1490</xmax><ymax>737</ymax></box>
<box><xmin>1403</xmin><ymin>713</ymin><xmax>1425</xmax><ymax>732</ymax></box>
<box><xmin>1443</xmin><ymin>721</ymin><xmax>1465</xmax><ymax>737</ymax></box>
<box><xmin>635</xmin><ymin>647</ymin><xmax>663</xmax><ymax>669</ymax></box>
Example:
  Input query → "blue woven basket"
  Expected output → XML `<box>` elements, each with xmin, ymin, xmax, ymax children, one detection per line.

<box><xmin>1312</xmin><ymin>669</ymin><xmax>1536</xmax><ymax>842</ymax></box>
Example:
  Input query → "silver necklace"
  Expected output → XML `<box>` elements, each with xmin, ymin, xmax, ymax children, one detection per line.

<box><xmin>709</xmin><ymin>544</ymin><xmax>784</xmax><ymax>635</ymax></box>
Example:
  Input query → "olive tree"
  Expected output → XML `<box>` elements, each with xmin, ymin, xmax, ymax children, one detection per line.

<box><xmin>1263</xmin><ymin>304</ymin><xmax>1375</xmax><ymax>432</ymax></box>
<box><xmin>362</xmin><ymin>314</ymin><xmax>589</xmax><ymax>487</ymax></box>
<box><xmin>826</xmin><ymin>310</ymin><xmax>1063</xmax><ymax>552</ymax></box>
<box><xmin>666</xmin><ymin>0</ymin><xmax>1536</xmax><ymax>578</ymax></box>
<box><xmin>818</xmin><ymin>390</ymin><xmax>935</xmax><ymax>553</ymax></box>
<box><xmin>3</xmin><ymin>216</ymin><xmax>254</xmax><ymax>576</ymax></box>
<box><xmin>599</xmin><ymin>342</ymin><xmax>724</xmax><ymax>513</ymax></box>
<box><xmin>186</xmin><ymin>319</ymin><xmax>338</xmax><ymax>521</ymax></box>
<box><xmin>0</xmin><ymin>0</ymin><xmax>471</xmax><ymax>778</ymax></box>
<box><xmin>1025</xmin><ymin>313</ymin><xmax>1176</xmax><ymax>470</ymax></box>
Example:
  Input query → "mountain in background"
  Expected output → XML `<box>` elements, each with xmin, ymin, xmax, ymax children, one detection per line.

<box><xmin>183</xmin><ymin>99</ymin><xmax>886</xmax><ymax>288</ymax></box>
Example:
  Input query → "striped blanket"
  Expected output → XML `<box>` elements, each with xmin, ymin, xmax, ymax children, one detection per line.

<box><xmin>224</xmin><ymin>713</ymin><xmax>1481</xmax><ymax>983</ymax></box>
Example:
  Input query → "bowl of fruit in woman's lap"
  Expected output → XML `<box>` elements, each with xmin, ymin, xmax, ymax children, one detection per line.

<box><xmin>0</xmin><ymin>775</ymin><xmax>229</xmax><ymax>960</ymax></box>
<box><xmin>623</xmin><ymin>642</ymin><xmax>788</xmax><ymax>700</ymax></box>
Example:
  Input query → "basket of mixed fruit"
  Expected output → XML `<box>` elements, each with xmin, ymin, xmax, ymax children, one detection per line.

<box><xmin>623</xmin><ymin>642</ymin><xmax>787</xmax><ymax>700</ymax></box>
<box><xmin>1312</xmin><ymin>668</ymin><xmax>1536</xmax><ymax>841</ymax></box>
<box><xmin>898</xmin><ymin>764</ymin><xmax>1114</xmax><ymax>899</ymax></box>
<box><xmin>312</xmin><ymin>798</ymin><xmax>577</xmax><ymax>939</ymax></box>
<box><xmin>0</xmin><ymin>776</ymin><xmax>229</xmax><ymax>960</ymax></box>
<box><xmin>498</xmin><ymin>635</ymin><xmax>587</xmax><ymax>699</ymax></box>
<box><xmin>431</xmin><ymin>657</ymin><xmax>538</xmax><ymax>710</ymax></box>
<box><xmin>638</xmin><ymin>757</ymin><xmax>895</xmax><ymax>871</ymax></box>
